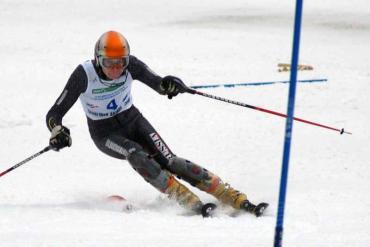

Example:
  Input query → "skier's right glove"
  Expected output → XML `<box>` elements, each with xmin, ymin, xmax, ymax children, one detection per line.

<box><xmin>49</xmin><ymin>125</ymin><xmax>72</xmax><ymax>151</ymax></box>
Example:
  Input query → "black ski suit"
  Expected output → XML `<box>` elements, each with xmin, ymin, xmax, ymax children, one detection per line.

<box><xmin>46</xmin><ymin>56</ymin><xmax>217</xmax><ymax>194</ymax></box>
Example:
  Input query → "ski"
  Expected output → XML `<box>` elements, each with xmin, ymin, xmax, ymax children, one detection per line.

<box><xmin>105</xmin><ymin>195</ymin><xmax>134</xmax><ymax>212</ymax></box>
<box><xmin>200</xmin><ymin>203</ymin><xmax>217</xmax><ymax>217</ymax></box>
<box><xmin>106</xmin><ymin>195</ymin><xmax>268</xmax><ymax>218</ymax></box>
<box><xmin>240</xmin><ymin>201</ymin><xmax>270</xmax><ymax>217</ymax></box>
<box><xmin>253</xmin><ymin>202</ymin><xmax>269</xmax><ymax>217</ymax></box>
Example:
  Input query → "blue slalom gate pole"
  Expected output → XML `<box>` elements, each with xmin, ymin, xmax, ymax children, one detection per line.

<box><xmin>274</xmin><ymin>0</ymin><xmax>304</xmax><ymax>246</ymax></box>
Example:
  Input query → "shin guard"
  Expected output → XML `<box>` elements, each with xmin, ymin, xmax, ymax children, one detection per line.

<box><xmin>168</xmin><ymin>157</ymin><xmax>248</xmax><ymax>209</ymax></box>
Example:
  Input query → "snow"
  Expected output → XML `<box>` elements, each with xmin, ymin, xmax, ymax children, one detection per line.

<box><xmin>1</xmin><ymin>0</ymin><xmax>370</xmax><ymax>246</ymax></box>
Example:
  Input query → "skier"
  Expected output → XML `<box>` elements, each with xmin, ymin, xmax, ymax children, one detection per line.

<box><xmin>46</xmin><ymin>30</ymin><xmax>267</xmax><ymax>217</ymax></box>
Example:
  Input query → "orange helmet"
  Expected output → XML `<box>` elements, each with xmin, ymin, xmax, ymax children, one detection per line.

<box><xmin>94</xmin><ymin>31</ymin><xmax>130</xmax><ymax>69</ymax></box>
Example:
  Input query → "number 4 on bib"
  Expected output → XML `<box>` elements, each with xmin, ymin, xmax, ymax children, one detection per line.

<box><xmin>107</xmin><ymin>99</ymin><xmax>118</xmax><ymax>110</ymax></box>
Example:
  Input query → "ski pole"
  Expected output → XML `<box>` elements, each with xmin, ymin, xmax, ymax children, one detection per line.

<box><xmin>0</xmin><ymin>146</ymin><xmax>51</xmax><ymax>178</ymax></box>
<box><xmin>186</xmin><ymin>88</ymin><xmax>352</xmax><ymax>135</ymax></box>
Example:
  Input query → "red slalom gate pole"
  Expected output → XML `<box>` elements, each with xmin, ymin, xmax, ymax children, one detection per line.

<box><xmin>186</xmin><ymin>89</ymin><xmax>352</xmax><ymax>135</ymax></box>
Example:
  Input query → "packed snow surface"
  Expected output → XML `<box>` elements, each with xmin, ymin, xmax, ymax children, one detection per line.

<box><xmin>1</xmin><ymin>0</ymin><xmax>369</xmax><ymax>246</ymax></box>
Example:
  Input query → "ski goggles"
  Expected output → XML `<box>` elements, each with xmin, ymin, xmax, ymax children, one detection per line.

<box><xmin>99</xmin><ymin>56</ymin><xmax>129</xmax><ymax>68</ymax></box>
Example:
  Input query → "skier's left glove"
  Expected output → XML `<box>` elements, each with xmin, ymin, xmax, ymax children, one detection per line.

<box><xmin>160</xmin><ymin>75</ymin><xmax>189</xmax><ymax>99</ymax></box>
<box><xmin>49</xmin><ymin>125</ymin><xmax>72</xmax><ymax>151</ymax></box>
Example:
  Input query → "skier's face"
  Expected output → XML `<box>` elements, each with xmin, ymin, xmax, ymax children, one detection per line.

<box><xmin>100</xmin><ymin>56</ymin><xmax>129</xmax><ymax>80</ymax></box>
<box><xmin>102</xmin><ymin>64</ymin><xmax>124</xmax><ymax>80</ymax></box>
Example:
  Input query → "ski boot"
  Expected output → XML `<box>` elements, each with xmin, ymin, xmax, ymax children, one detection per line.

<box><xmin>209</xmin><ymin>182</ymin><xmax>268</xmax><ymax>217</ymax></box>
<box><xmin>211</xmin><ymin>183</ymin><xmax>248</xmax><ymax>209</ymax></box>
<box><xmin>165</xmin><ymin>176</ymin><xmax>218</xmax><ymax>217</ymax></box>
<box><xmin>165</xmin><ymin>175</ymin><xmax>203</xmax><ymax>210</ymax></box>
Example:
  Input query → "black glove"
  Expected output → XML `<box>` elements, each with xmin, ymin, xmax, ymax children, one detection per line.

<box><xmin>160</xmin><ymin>75</ymin><xmax>189</xmax><ymax>99</ymax></box>
<box><xmin>49</xmin><ymin>125</ymin><xmax>72</xmax><ymax>151</ymax></box>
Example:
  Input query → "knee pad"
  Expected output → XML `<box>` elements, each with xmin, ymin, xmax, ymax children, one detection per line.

<box><xmin>127</xmin><ymin>149</ymin><xmax>171</xmax><ymax>192</ymax></box>
<box><xmin>127</xmin><ymin>149</ymin><xmax>161</xmax><ymax>179</ymax></box>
